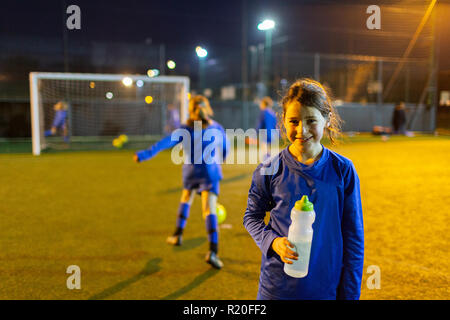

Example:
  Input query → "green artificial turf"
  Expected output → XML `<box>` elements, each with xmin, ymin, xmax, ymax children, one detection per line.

<box><xmin>0</xmin><ymin>134</ymin><xmax>449</xmax><ymax>299</ymax></box>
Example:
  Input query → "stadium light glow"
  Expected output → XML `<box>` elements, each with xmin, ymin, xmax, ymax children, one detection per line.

<box><xmin>122</xmin><ymin>77</ymin><xmax>133</xmax><ymax>87</ymax></box>
<box><xmin>257</xmin><ymin>19</ymin><xmax>275</xmax><ymax>31</ymax></box>
<box><xmin>147</xmin><ymin>69</ymin><xmax>160</xmax><ymax>78</ymax></box>
<box><xmin>136</xmin><ymin>80</ymin><xmax>144</xmax><ymax>87</ymax></box>
<box><xmin>167</xmin><ymin>60</ymin><xmax>176</xmax><ymax>69</ymax></box>
<box><xmin>196</xmin><ymin>46</ymin><xmax>208</xmax><ymax>58</ymax></box>
<box><xmin>145</xmin><ymin>96</ymin><xmax>153</xmax><ymax>104</ymax></box>
<box><xmin>106</xmin><ymin>92</ymin><xmax>114</xmax><ymax>99</ymax></box>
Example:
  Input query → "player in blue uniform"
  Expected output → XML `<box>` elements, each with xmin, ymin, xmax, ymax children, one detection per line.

<box><xmin>256</xmin><ymin>96</ymin><xmax>278</xmax><ymax>160</ymax></box>
<box><xmin>164</xmin><ymin>103</ymin><xmax>181</xmax><ymax>134</ymax></box>
<box><xmin>44</xmin><ymin>101</ymin><xmax>69</xmax><ymax>142</ymax></box>
<box><xmin>134</xmin><ymin>95</ymin><xmax>229</xmax><ymax>269</ymax></box>
<box><xmin>244</xmin><ymin>79</ymin><xmax>364</xmax><ymax>299</ymax></box>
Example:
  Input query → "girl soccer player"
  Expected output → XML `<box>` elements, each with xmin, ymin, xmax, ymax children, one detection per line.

<box><xmin>44</xmin><ymin>101</ymin><xmax>70</xmax><ymax>143</ymax></box>
<box><xmin>256</xmin><ymin>96</ymin><xmax>277</xmax><ymax>160</ymax></box>
<box><xmin>134</xmin><ymin>95</ymin><xmax>228</xmax><ymax>269</ymax></box>
<box><xmin>243</xmin><ymin>79</ymin><xmax>364</xmax><ymax>299</ymax></box>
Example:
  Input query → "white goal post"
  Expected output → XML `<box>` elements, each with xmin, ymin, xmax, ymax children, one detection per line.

<box><xmin>29</xmin><ymin>72</ymin><xmax>189</xmax><ymax>155</ymax></box>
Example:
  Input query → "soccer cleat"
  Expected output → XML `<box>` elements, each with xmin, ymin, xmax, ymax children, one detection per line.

<box><xmin>166</xmin><ymin>235</ymin><xmax>182</xmax><ymax>246</ymax></box>
<box><xmin>205</xmin><ymin>251</ymin><xmax>223</xmax><ymax>269</ymax></box>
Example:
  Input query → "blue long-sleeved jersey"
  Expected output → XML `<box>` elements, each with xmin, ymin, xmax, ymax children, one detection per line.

<box><xmin>243</xmin><ymin>146</ymin><xmax>364</xmax><ymax>300</ymax></box>
<box><xmin>257</xmin><ymin>109</ymin><xmax>277</xmax><ymax>143</ymax></box>
<box><xmin>136</xmin><ymin>121</ymin><xmax>229</xmax><ymax>185</ymax></box>
<box><xmin>52</xmin><ymin>110</ymin><xmax>67</xmax><ymax>128</ymax></box>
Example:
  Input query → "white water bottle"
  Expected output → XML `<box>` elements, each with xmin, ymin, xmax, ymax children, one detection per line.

<box><xmin>284</xmin><ymin>195</ymin><xmax>315</xmax><ymax>278</ymax></box>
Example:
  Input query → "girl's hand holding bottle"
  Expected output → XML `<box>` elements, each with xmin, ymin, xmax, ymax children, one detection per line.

<box><xmin>272</xmin><ymin>237</ymin><xmax>298</xmax><ymax>264</ymax></box>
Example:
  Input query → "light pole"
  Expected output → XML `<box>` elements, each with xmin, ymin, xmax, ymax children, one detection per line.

<box><xmin>196</xmin><ymin>46</ymin><xmax>208</xmax><ymax>92</ymax></box>
<box><xmin>257</xmin><ymin>19</ymin><xmax>275</xmax><ymax>95</ymax></box>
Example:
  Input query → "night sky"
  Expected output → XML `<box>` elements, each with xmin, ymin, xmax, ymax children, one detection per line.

<box><xmin>2</xmin><ymin>0</ymin><xmax>247</xmax><ymax>61</ymax></box>
<box><xmin>1</xmin><ymin>0</ymin><xmax>449</xmax><ymax>74</ymax></box>
<box><xmin>1</xmin><ymin>0</ymin><xmax>289</xmax><ymax>45</ymax></box>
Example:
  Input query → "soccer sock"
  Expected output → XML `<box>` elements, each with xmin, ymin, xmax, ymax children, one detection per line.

<box><xmin>205</xmin><ymin>214</ymin><xmax>218</xmax><ymax>253</ymax></box>
<box><xmin>174</xmin><ymin>202</ymin><xmax>191</xmax><ymax>236</ymax></box>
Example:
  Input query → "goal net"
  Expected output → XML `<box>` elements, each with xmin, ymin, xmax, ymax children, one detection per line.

<box><xmin>29</xmin><ymin>72</ymin><xmax>189</xmax><ymax>155</ymax></box>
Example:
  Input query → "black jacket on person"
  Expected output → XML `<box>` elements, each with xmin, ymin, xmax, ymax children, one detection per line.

<box><xmin>392</xmin><ymin>108</ymin><xmax>406</xmax><ymax>132</ymax></box>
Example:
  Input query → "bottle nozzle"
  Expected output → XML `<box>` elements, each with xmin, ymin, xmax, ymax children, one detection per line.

<box><xmin>295</xmin><ymin>195</ymin><xmax>313</xmax><ymax>211</ymax></box>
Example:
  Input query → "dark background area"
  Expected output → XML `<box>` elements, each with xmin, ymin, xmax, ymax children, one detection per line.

<box><xmin>1</xmin><ymin>0</ymin><xmax>449</xmax><ymax>137</ymax></box>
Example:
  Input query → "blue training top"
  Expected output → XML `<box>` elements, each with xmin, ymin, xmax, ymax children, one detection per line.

<box><xmin>52</xmin><ymin>110</ymin><xmax>67</xmax><ymax>128</ymax></box>
<box><xmin>257</xmin><ymin>109</ymin><xmax>277</xmax><ymax>143</ymax></box>
<box><xmin>136</xmin><ymin>121</ymin><xmax>229</xmax><ymax>185</ymax></box>
<box><xmin>243</xmin><ymin>146</ymin><xmax>364</xmax><ymax>300</ymax></box>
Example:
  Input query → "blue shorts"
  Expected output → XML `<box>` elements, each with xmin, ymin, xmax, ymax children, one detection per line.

<box><xmin>183</xmin><ymin>180</ymin><xmax>220</xmax><ymax>196</ymax></box>
<box><xmin>54</xmin><ymin>120</ymin><xmax>67</xmax><ymax>130</ymax></box>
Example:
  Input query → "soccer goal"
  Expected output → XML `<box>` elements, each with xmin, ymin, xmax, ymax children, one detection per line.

<box><xmin>29</xmin><ymin>72</ymin><xmax>190</xmax><ymax>155</ymax></box>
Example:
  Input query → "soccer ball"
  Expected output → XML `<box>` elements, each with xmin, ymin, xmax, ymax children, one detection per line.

<box><xmin>216</xmin><ymin>203</ymin><xmax>227</xmax><ymax>224</ymax></box>
<box><xmin>119</xmin><ymin>134</ymin><xmax>129</xmax><ymax>144</ymax></box>
<box><xmin>113</xmin><ymin>134</ymin><xmax>128</xmax><ymax>148</ymax></box>
<box><xmin>112</xmin><ymin>138</ymin><xmax>123</xmax><ymax>148</ymax></box>
<box><xmin>202</xmin><ymin>203</ymin><xmax>227</xmax><ymax>224</ymax></box>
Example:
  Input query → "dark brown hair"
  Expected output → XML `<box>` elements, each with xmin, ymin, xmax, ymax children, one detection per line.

<box><xmin>186</xmin><ymin>95</ymin><xmax>213</xmax><ymax>127</ymax></box>
<box><xmin>280</xmin><ymin>78</ymin><xmax>342</xmax><ymax>145</ymax></box>
<box><xmin>260</xmin><ymin>96</ymin><xmax>273</xmax><ymax>108</ymax></box>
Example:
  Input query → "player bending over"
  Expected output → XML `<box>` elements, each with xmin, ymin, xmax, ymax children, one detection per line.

<box><xmin>44</xmin><ymin>101</ymin><xmax>69</xmax><ymax>143</ymax></box>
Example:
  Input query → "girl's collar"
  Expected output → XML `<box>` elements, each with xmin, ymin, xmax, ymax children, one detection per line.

<box><xmin>282</xmin><ymin>144</ymin><xmax>329</xmax><ymax>172</ymax></box>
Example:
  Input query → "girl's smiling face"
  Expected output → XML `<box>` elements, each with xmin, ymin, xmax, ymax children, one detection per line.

<box><xmin>284</xmin><ymin>101</ymin><xmax>329</xmax><ymax>157</ymax></box>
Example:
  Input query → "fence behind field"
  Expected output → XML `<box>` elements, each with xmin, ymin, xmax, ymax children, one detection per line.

<box><xmin>209</xmin><ymin>101</ymin><xmax>435</xmax><ymax>133</ymax></box>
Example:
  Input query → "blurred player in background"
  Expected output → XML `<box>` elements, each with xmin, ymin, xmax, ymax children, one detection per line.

<box><xmin>392</xmin><ymin>101</ymin><xmax>407</xmax><ymax>135</ymax></box>
<box><xmin>256</xmin><ymin>96</ymin><xmax>278</xmax><ymax>160</ymax></box>
<box><xmin>164</xmin><ymin>103</ymin><xmax>181</xmax><ymax>134</ymax></box>
<box><xmin>134</xmin><ymin>95</ymin><xmax>229</xmax><ymax>269</ymax></box>
<box><xmin>44</xmin><ymin>100</ymin><xmax>69</xmax><ymax>143</ymax></box>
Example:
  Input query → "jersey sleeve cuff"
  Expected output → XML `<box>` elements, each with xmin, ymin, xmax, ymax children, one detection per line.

<box><xmin>261</xmin><ymin>230</ymin><xmax>280</xmax><ymax>258</ymax></box>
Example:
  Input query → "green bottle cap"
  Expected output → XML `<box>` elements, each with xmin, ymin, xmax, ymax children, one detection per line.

<box><xmin>294</xmin><ymin>195</ymin><xmax>314</xmax><ymax>211</ymax></box>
